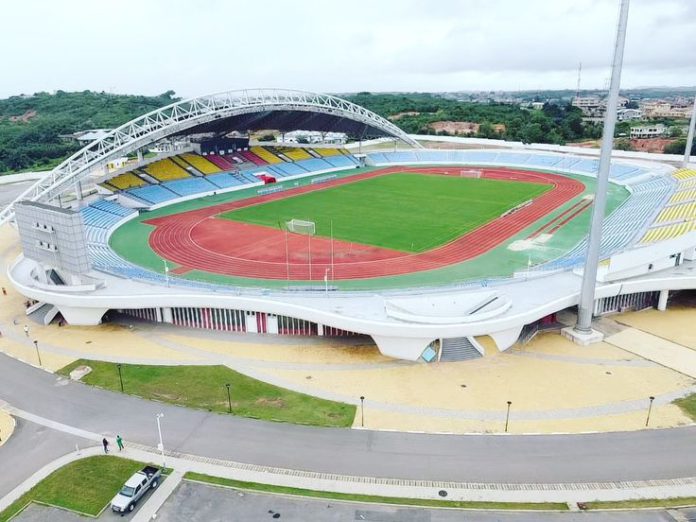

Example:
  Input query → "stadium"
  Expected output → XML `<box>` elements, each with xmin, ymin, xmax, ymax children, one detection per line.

<box><xmin>4</xmin><ymin>88</ymin><xmax>696</xmax><ymax>362</ymax></box>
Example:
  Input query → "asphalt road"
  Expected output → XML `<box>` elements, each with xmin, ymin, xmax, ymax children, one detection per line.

<box><xmin>0</xmin><ymin>418</ymin><xmax>90</xmax><ymax>498</ymax></box>
<box><xmin>156</xmin><ymin>481</ymin><xmax>679</xmax><ymax>522</ymax></box>
<box><xmin>1</xmin><ymin>353</ymin><xmax>696</xmax><ymax>485</ymax></box>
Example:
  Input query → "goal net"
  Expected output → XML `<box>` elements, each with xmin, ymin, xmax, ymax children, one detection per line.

<box><xmin>285</xmin><ymin>219</ymin><xmax>316</xmax><ymax>236</ymax></box>
<box><xmin>459</xmin><ymin>169</ymin><xmax>482</xmax><ymax>178</ymax></box>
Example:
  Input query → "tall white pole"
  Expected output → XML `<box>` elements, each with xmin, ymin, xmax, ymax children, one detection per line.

<box><xmin>163</xmin><ymin>260</ymin><xmax>169</xmax><ymax>287</ymax></box>
<box><xmin>156</xmin><ymin>413</ymin><xmax>165</xmax><ymax>467</ymax></box>
<box><xmin>308</xmin><ymin>233</ymin><xmax>312</xmax><ymax>280</ymax></box>
<box><xmin>285</xmin><ymin>228</ymin><xmax>290</xmax><ymax>282</ymax></box>
<box><xmin>330</xmin><ymin>220</ymin><xmax>335</xmax><ymax>280</ymax></box>
<box><xmin>684</xmin><ymin>95</ymin><xmax>696</xmax><ymax>167</ymax></box>
<box><xmin>576</xmin><ymin>0</ymin><xmax>630</xmax><ymax>333</ymax></box>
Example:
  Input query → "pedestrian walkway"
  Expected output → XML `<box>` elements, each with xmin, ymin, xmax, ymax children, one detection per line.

<box><xmin>606</xmin><ymin>328</ymin><xmax>696</xmax><ymax>379</ymax></box>
<box><xmin>132</xmin><ymin>470</ymin><xmax>183</xmax><ymax>522</ymax></box>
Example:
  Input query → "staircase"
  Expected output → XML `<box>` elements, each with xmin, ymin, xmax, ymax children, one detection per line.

<box><xmin>440</xmin><ymin>337</ymin><xmax>482</xmax><ymax>362</ymax></box>
<box><xmin>28</xmin><ymin>303</ymin><xmax>60</xmax><ymax>325</ymax></box>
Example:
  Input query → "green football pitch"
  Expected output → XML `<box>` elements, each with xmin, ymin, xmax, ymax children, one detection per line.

<box><xmin>220</xmin><ymin>173</ymin><xmax>551</xmax><ymax>253</ymax></box>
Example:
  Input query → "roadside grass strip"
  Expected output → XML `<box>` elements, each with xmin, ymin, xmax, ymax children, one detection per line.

<box><xmin>58</xmin><ymin>360</ymin><xmax>356</xmax><ymax>428</ymax></box>
<box><xmin>183</xmin><ymin>472</ymin><xmax>569</xmax><ymax>511</ymax></box>
<box><xmin>673</xmin><ymin>392</ymin><xmax>696</xmax><ymax>421</ymax></box>
<box><xmin>584</xmin><ymin>497</ymin><xmax>696</xmax><ymax>510</ymax></box>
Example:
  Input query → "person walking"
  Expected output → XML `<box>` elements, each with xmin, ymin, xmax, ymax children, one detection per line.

<box><xmin>23</xmin><ymin>325</ymin><xmax>29</xmax><ymax>337</ymax></box>
<box><xmin>116</xmin><ymin>434</ymin><xmax>124</xmax><ymax>451</ymax></box>
<box><xmin>102</xmin><ymin>437</ymin><xmax>109</xmax><ymax>454</ymax></box>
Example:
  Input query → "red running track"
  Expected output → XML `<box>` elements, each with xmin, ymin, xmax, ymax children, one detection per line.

<box><xmin>145</xmin><ymin>167</ymin><xmax>584</xmax><ymax>281</ymax></box>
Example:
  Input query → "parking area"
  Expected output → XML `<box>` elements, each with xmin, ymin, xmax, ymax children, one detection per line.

<box><xmin>153</xmin><ymin>480</ymin><xmax>680</xmax><ymax>522</ymax></box>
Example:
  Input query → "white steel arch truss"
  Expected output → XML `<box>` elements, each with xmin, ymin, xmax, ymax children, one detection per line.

<box><xmin>0</xmin><ymin>89</ymin><xmax>421</xmax><ymax>224</ymax></box>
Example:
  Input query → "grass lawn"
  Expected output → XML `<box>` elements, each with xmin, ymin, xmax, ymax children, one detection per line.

<box><xmin>0</xmin><ymin>456</ymin><xmax>144</xmax><ymax>521</ymax></box>
<box><xmin>673</xmin><ymin>393</ymin><xmax>696</xmax><ymax>420</ymax></box>
<box><xmin>58</xmin><ymin>360</ymin><xmax>355</xmax><ymax>428</ymax></box>
<box><xmin>220</xmin><ymin>173</ymin><xmax>551</xmax><ymax>252</ymax></box>
<box><xmin>184</xmin><ymin>472</ymin><xmax>568</xmax><ymax>511</ymax></box>
<box><xmin>584</xmin><ymin>497</ymin><xmax>696</xmax><ymax>510</ymax></box>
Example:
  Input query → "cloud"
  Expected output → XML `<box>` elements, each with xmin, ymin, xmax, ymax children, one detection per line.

<box><xmin>0</xmin><ymin>0</ymin><xmax>694</xmax><ymax>97</ymax></box>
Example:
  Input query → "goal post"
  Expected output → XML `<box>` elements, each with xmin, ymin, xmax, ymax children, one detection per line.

<box><xmin>285</xmin><ymin>218</ymin><xmax>316</xmax><ymax>236</ymax></box>
<box><xmin>459</xmin><ymin>168</ymin><xmax>482</xmax><ymax>178</ymax></box>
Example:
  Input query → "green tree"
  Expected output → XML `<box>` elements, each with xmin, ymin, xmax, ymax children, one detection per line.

<box><xmin>670</xmin><ymin>126</ymin><xmax>683</xmax><ymax>138</ymax></box>
<box><xmin>614</xmin><ymin>138</ymin><xmax>633</xmax><ymax>151</ymax></box>
<box><xmin>664</xmin><ymin>140</ymin><xmax>696</xmax><ymax>155</ymax></box>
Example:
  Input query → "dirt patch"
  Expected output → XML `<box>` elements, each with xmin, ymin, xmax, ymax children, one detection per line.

<box><xmin>630</xmin><ymin>138</ymin><xmax>676</xmax><ymax>153</ymax></box>
<box><xmin>255</xmin><ymin>397</ymin><xmax>285</xmax><ymax>408</ymax></box>
<box><xmin>8</xmin><ymin>110</ymin><xmax>37</xmax><ymax>123</ymax></box>
<box><xmin>388</xmin><ymin>111</ymin><xmax>420</xmax><ymax>121</ymax></box>
<box><xmin>427</xmin><ymin>121</ymin><xmax>506</xmax><ymax>135</ymax></box>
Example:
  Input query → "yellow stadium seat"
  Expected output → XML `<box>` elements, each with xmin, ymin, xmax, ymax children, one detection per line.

<box><xmin>250</xmin><ymin>146</ymin><xmax>283</xmax><ymax>164</ymax></box>
<box><xmin>641</xmin><ymin>221</ymin><xmax>696</xmax><ymax>243</ymax></box>
<box><xmin>145</xmin><ymin>158</ymin><xmax>191</xmax><ymax>181</ymax></box>
<box><xmin>108</xmin><ymin>172</ymin><xmax>147</xmax><ymax>190</ymax></box>
<box><xmin>312</xmin><ymin>148</ymin><xmax>342</xmax><ymax>157</ymax></box>
<box><xmin>180</xmin><ymin>153</ymin><xmax>222</xmax><ymax>174</ymax></box>
<box><xmin>278</xmin><ymin>148</ymin><xmax>312</xmax><ymax>161</ymax></box>
<box><xmin>669</xmin><ymin>189</ymin><xmax>696</xmax><ymax>205</ymax></box>
<box><xmin>673</xmin><ymin>168</ymin><xmax>696</xmax><ymax>181</ymax></box>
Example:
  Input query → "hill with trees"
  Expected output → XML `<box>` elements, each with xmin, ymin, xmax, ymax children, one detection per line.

<box><xmin>345</xmin><ymin>92</ymin><xmax>600</xmax><ymax>144</ymax></box>
<box><xmin>0</xmin><ymin>89</ymin><xmax>691</xmax><ymax>175</ymax></box>
<box><xmin>0</xmin><ymin>90</ymin><xmax>178</xmax><ymax>174</ymax></box>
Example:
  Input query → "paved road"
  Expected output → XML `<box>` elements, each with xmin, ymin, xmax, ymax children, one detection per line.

<box><xmin>0</xmin><ymin>180</ymin><xmax>32</xmax><ymax>207</ymax></box>
<box><xmin>156</xmin><ymin>481</ymin><xmax>678</xmax><ymax>522</ymax></box>
<box><xmin>0</xmin><ymin>418</ymin><xmax>89</xmax><ymax>498</ymax></box>
<box><xmin>2</xmin><ymin>354</ymin><xmax>696</xmax><ymax>485</ymax></box>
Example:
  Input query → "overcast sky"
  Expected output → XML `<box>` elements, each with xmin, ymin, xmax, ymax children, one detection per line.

<box><xmin>1</xmin><ymin>0</ymin><xmax>694</xmax><ymax>99</ymax></box>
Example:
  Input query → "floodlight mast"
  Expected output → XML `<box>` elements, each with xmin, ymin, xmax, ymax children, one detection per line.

<box><xmin>575</xmin><ymin>0</ymin><xmax>630</xmax><ymax>333</ymax></box>
<box><xmin>684</xmin><ymin>95</ymin><xmax>696</xmax><ymax>168</ymax></box>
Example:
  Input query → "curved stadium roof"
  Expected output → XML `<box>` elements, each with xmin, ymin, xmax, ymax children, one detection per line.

<box><xmin>0</xmin><ymin>88</ymin><xmax>420</xmax><ymax>224</ymax></box>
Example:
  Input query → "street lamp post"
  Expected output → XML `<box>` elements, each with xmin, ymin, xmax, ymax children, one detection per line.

<box><xmin>505</xmin><ymin>401</ymin><xmax>512</xmax><ymax>433</ymax></box>
<box><xmin>33</xmin><ymin>340</ymin><xmax>42</xmax><ymax>367</ymax></box>
<box><xmin>225</xmin><ymin>383</ymin><xmax>232</xmax><ymax>413</ymax></box>
<box><xmin>645</xmin><ymin>396</ymin><xmax>655</xmax><ymax>427</ymax></box>
<box><xmin>360</xmin><ymin>396</ymin><xmax>365</xmax><ymax>428</ymax></box>
<box><xmin>117</xmin><ymin>363</ymin><xmax>124</xmax><ymax>393</ymax></box>
<box><xmin>155</xmin><ymin>413</ymin><xmax>166</xmax><ymax>467</ymax></box>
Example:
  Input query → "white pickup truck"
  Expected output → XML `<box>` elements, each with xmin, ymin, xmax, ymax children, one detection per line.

<box><xmin>110</xmin><ymin>465</ymin><xmax>161</xmax><ymax>515</ymax></box>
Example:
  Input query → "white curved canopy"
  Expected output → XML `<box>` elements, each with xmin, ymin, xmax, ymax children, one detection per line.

<box><xmin>0</xmin><ymin>88</ymin><xmax>420</xmax><ymax>224</ymax></box>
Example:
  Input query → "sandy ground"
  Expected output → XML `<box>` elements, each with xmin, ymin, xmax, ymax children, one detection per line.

<box><xmin>607</xmin><ymin>327</ymin><xmax>696</xmax><ymax>378</ymax></box>
<box><xmin>0</xmin><ymin>411</ymin><xmax>15</xmax><ymax>446</ymax></box>
<box><xmin>264</xmin><ymin>332</ymin><xmax>693</xmax><ymax>410</ymax></box>
<box><xmin>616</xmin><ymin>306</ymin><xmax>696</xmax><ymax>350</ymax></box>
<box><xmin>162</xmin><ymin>332</ymin><xmax>389</xmax><ymax>365</ymax></box>
<box><xmin>356</xmin><ymin>404</ymin><xmax>687</xmax><ymax>434</ymax></box>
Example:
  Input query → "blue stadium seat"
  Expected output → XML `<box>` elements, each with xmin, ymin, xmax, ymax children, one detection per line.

<box><xmin>206</xmin><ymin>173</ymin><xmax>244</xmax><ymax>189</ymax></box>
<box><xmin>127</xmin><ymin>185</ymin><xmax>178</xmax><ymax>204</ymax></box>
<box><xmin>163</xmin><ymin>177</ymin><xmax>216</xmax><ymax>196</ymax></box>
